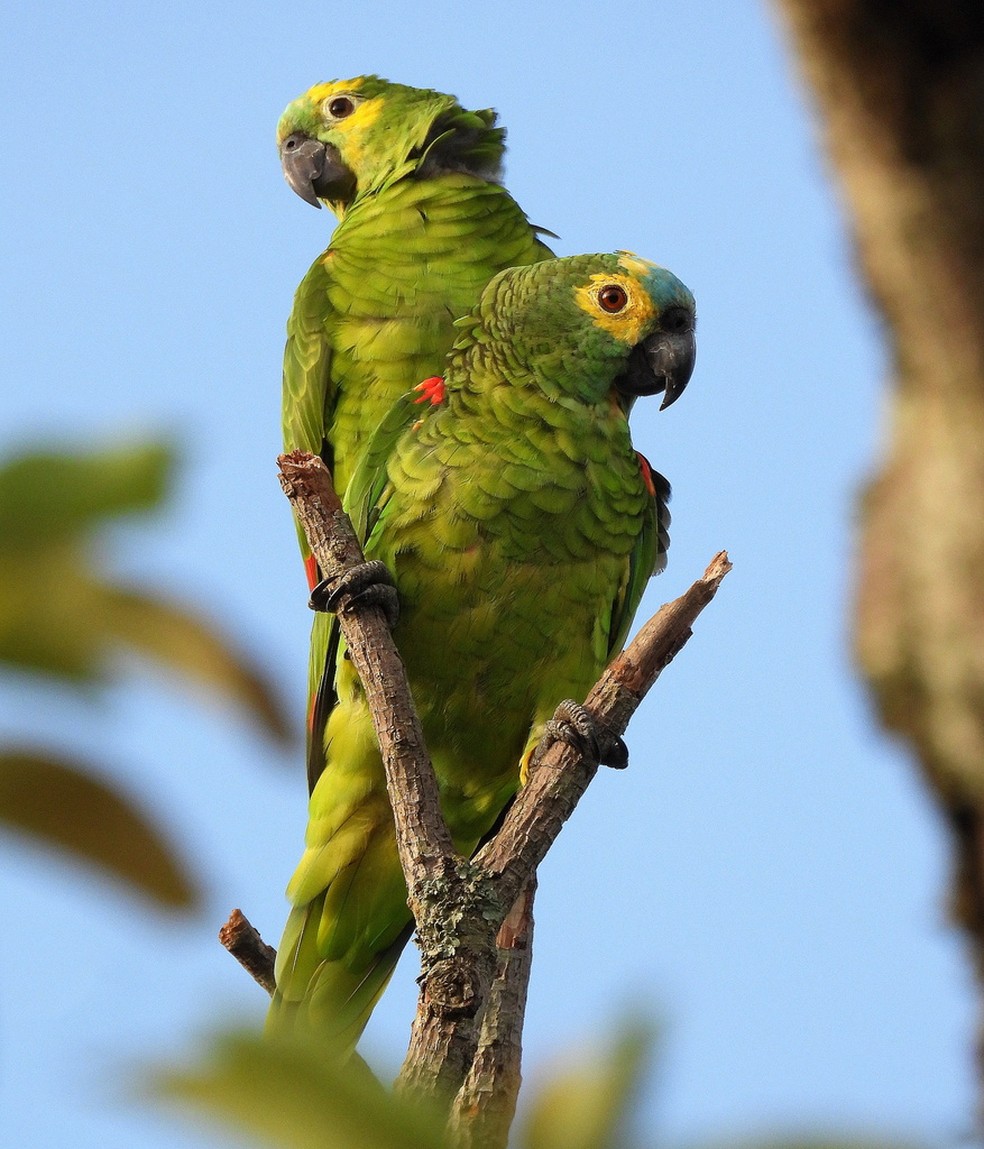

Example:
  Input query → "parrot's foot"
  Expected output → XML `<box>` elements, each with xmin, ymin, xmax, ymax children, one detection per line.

<box><xmin>537</xmin><ymin>699</ymin><xmax>628</xmax><ymax>770</ymax></box>
<box><xmin>309</xmin><ymin>560</ymin><xmax>400</xmax><ymax>627</ymax></box>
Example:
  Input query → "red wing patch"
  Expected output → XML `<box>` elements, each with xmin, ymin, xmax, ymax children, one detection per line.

<box><xmin>413</xmin><ymin>376</ymin><xmax>446</xmax><ymax>406</ymax></box>
<box><xmin>636</xmin><ymin>451</ymin><xmax>656</xmax><ymax>497</ymax></box>
<box><xmin>304</xmin><ymin>553</ymin><xmax>319</xmax><ymax>592</ymax></box>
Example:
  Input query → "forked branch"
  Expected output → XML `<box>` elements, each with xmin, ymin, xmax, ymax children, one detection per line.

<box><xmin>245</xmin><ymin>450</ymin><xmax>731</xmax><ymax>1146</ymax></box>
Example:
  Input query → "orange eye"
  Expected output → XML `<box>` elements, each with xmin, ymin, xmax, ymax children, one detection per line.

<box><xmin>327</xmin><ymin>96</ymin><xmax>355</xmax><ymax>118</ymax></box>
<box><xmin>598</xmin><ymin>284</ymin><xmax>628</xmax><ymax>313</ymax></box>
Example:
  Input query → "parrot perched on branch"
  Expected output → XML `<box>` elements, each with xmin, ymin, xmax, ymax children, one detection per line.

<box><xmin>268</xmin><ymin>252</ymin><xmax>697</xmax><ymax>1050</ymax></box>
<box><xmin>276</xmin><ymin>74</ymin><xmax>554</xmax><ymax>789</ymax></box>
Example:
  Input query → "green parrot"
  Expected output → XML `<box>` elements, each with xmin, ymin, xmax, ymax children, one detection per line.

<box><xmin>276</xmin><ymin>75</ymin><xmax>554</xmax><ymax>789</ymax></box>
<box><xmin>268</xmin><ymin>252</ymin><xmax>697</xmax><ymax>1050</ymax></box>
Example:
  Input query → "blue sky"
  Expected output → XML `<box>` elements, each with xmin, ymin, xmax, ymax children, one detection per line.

<box><xmin>1</xmin><ymin>2</ymin><xmax>973</xmax><ymax>1146</ymax></box>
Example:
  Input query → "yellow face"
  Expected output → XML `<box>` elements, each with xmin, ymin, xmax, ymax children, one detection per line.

<box><xmin>573</xmin><ymin>253</ymin><xmax>663</xmax><ymax>345</ymax></box>
<box><xmin>278</xmin><ymin>78</ymin><xmax>386</xmax><ymax>166</ymax></box>
<box><xmin>304</xmin><ymin>77</ymin><xmax>366</xmax><ymax>104</ymax></box>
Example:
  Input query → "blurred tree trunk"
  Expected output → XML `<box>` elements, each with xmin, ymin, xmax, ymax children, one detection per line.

<box><xmin>775</xmin><ymin>0</ymin><xmax>984</xmax><ymax>1092</ymax></box>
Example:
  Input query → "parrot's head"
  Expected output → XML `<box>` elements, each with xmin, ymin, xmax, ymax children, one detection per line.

<box><xmin>277</xmin><ymin>75</ymin><xmax>507</xmax><ymax>212</ymax></box>
<box><xmin>476</xmin><ymin>252</ymin><xmax>697</xmax><ymax>411</ymax></box>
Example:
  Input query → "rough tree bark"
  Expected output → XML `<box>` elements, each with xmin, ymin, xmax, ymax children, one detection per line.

<box><xmin>774</xmin><ymin>0</ymin><xmax>984</xmax><ymax>1094</ymax></box>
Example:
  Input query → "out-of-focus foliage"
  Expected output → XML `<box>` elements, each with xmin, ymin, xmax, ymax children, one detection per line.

<box><xmin>716</xmin><ymin>1142</ymin><xmax>923</xmax><ymax>1149</ymax></box>
<box><xmin>518</xmin><ymin>1021</ymin><xmax>652</xmax><ymax>1149</ymax></box>
<box><xmin>0</xmin><ymin>749</ymin><xmax>198</xmax><ymax>909</ymax></box>
<box><xmin>0</xmin><ymin>440</ymin><xmax>292</xmax><ymax>735</ymax></box>
<box><xmin>159</xmin><ymin>1021</ymin><xmax>921</xmax><ymax>1149</ymax></box>
<box><xmin>0</xmin><ymin>438</ymin><xmax>293</xmax><ymax>911</ymax></box>
<box><xmin>159</xmin><ymin>1028</ymin><xmax>447</xmax><ymax>1149</ymax></box>
<box><xmin>0</xmin><ymin>440</ymin><xmax>172</xmax><ymax>679</ymax></box>
<box><xmin>97</xmin><ymin>585</ymin><xmax>291</xmax><ymax>740</ymax></box>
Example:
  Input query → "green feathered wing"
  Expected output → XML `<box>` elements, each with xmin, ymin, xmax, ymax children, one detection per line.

<box><xmin>267</xmin><ymin>253</ymin><xmax>697</xmax><ymax>1051</ymax></box>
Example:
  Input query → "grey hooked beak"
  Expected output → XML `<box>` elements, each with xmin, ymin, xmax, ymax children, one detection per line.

<box><xmin>616</xmin><ymin>320</ymin><xmax>696</xmax><ymax>409</ymax></box>
<box><xmin>279</xmin><ymin>132</ymin><xmax>350</xmax><ymax>208</ymax></box>
<box><xmin>647</xmin><ymin>326</ymin><xmax>697</xmax><ymax>410</ymax></box>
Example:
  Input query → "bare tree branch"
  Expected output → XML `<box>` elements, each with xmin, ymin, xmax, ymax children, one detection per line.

<box><xmin>447</xmin><ymin>879</ymin><xmax>537</xmax><ymax>1149</ymax></box>
<box><xmin>278</xmin><ymin>451</ymin><xmax>455</xmax><ymax>874</ymax></box>
<box><xmin>219</xmin><ymin>908</ymin><xmax>276</xmax><ymax>996</ymax></box>
<box><xmin>404</xmin><ymin>552</ymin><xmax>729</xmax><ymax>1117</ymax></box>
<box><xmin>278</xmin><ymin>451</ymin><xmax>502</xmax><ymax>1103</ymax></box>
<box><xmin>274</xmin><ymin>450</ymin><xmax>731</xmax><ymax>1141</ymax></box>
<box><xmin>476</xmin><ymin>552</ymin><xmax>732</xmax><ymax>907</ymax></box>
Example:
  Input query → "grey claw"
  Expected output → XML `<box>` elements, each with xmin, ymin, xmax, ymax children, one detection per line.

<box><xmin>547</xmin><ymin>699</ymin><xmax>600</xmax><ymax>760</ymax></box>
<box><xmin>602</xmin><ymin>734</ymin><xmax>629</xmax><ymax>770</ymax></box>
<box><xmin>534</xmin><ymin>700</ymin><xmax>628</xmax><ymax>770</ymax></box>
<box><xmin>309</xmin><ymin>560</ymin><xmax>400</xmax><ymax>628</ymax></box>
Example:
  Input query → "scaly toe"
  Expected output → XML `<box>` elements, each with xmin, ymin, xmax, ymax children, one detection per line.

<box><xmin>534</xmin><ymin>700</ymin><xmax>628</xmax><ymax>770</ymax></box>
<box><xmin>309</xmin><ymin>560</ymin><xmax>400</xmax><ymax>627</ymax></box>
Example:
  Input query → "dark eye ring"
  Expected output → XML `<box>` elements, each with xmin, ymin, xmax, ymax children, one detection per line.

<box><xmin>327</xmin><ymin>96</ymin><xmax>355</xmax><ymax>118</ymax></box>
<box><xmin>598</xmin><ymin>284</ymin><xmax>628</xmax><ymax>313</ymax></box>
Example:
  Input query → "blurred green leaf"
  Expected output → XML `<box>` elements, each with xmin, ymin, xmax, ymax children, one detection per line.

<box><xmin>0</xmin><ymin>749</ymin><xmax>201</xmax><ymax>910</ymax></box>
<box><xmin>0</xmin><ymin>439</ymin><xmax>292</xmax><ymax>742</ymax></box>
<box><xmin>697</xmin><ymin>1140</ymin><xmax>921</xmax><ymax>1149</ymax></box>
<box><xmin>0</xmin><ymin>541</ymin><xmax>118</xmax><ymax>680</ymax></box>
<box><xmin>159</xmin><ymin>1028</ymin><xmax>447</xmax><ymax>1149</ymax></box>
<box><xmin>0</xmin><ymin>440</ymin><xmax>174</xmax><ymax>545</ymax></box>
<box><xmin>519</xmin><ymin>1020</ymin><xmax>652</xmax><ymax>1149</ymax></box>
<box><xmin>158</xmin><ymin>1022</ymin><xmax>927</xmax><ymax>1149</ymax></box>
<box><xmin>101</xmin><ymin>587</ymin><xmax>292</xmax><ymax>743</ymax></box>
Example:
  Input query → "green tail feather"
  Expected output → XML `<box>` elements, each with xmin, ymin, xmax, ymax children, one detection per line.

<box><xmin>268</xmin><ymin>916</ymin><xmax>414</xmax><ymax>1055</ymax></box>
